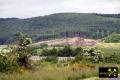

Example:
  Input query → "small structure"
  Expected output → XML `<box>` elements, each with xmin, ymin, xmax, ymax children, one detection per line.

<box><xmin>29</xmin><ymin>56</ymin><xmax>47</xmax><ymax>61</ymax></box>
<box><xmin>29</xmin><ymin>56</ymin><xmax>75</xmax><ymax>61</ymax></box>
<box><xmin>58</xmin><ymin>57</ymin><xmax>75</xmax><ymax>61</ymax></box>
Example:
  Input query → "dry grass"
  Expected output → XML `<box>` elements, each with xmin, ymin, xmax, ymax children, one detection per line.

<box><xmin>0</xmin><ymin>62</ymin><xmax>98</xmax><ymax>80</ymax></box>
<box><xmin>0</xmin><ymin>61</ymin><xmax>120</xmax><ymax>80</ymax></box>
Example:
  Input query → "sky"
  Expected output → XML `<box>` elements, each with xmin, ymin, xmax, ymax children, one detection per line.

<box><xmin>0</xmin><ymin>0</ymin><xmax>120</xmax><ymax>18</ymax></box>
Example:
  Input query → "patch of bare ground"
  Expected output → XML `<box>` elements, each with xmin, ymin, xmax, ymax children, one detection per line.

<box><xmin>30</xmin><ymin>37</ymin><xmax>97</xmax><ymax>47</ymax></box>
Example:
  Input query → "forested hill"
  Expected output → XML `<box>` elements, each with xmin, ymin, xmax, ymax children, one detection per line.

<box><xmin>0</xmin><ymin>13</ymin><xmax>120</xmax><ymax>44</ymax></box>
<box><xmin>93</xmin><ymin>13</ymin><xmax>120</xmax><ymax>18</ymax></box>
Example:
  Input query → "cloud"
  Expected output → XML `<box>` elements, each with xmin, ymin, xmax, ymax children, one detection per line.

<box><xmin>63</xmin><ymin>0</ymin><xmax>120</xmax><ymax>13</ymax></box>
<box><xmin>0</xmin><ymin>0</ymin><xmax>120</xmax><ymax>18</ymax></box>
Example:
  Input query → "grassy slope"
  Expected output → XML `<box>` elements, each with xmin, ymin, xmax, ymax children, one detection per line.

<box><xmin>96</xmin><ymin>43</ymin><xmax>120</xmax><ymax>56</ymax></box>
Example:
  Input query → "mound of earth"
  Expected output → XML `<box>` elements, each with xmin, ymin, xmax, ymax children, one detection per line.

<box><xmin>31</xmin><ymin>37</ymin><xmax>97</xmax><ymax>47</ymax></box>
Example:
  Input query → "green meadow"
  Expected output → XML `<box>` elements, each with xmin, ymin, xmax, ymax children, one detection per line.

<box><xmin>0</xmin><ymin>42</ymin><xmax>120</xmax><ymax>80</ymax></box>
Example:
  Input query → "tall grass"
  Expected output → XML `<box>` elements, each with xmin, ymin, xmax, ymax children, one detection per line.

<box><xmin>0</xmin><ymin>62</ymin><xmax>98</xmax><ymax>80</ymax></box>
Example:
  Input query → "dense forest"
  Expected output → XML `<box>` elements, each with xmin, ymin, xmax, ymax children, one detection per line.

<box><xmin>0</xmin><ymin>13</ymin><xmax>120</xmax><ymax>44</ymax></box>
<box><xmin>93</xmin><ymin>13</ymin><xmax>120</xmax><ymax>18</ymax></box>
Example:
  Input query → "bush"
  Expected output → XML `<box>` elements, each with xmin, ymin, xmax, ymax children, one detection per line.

<box><xmin>74</xmin><ymin>47</ymin><xmax>83</xmax><ymax>56</ymax></box>
<box><xmin>41</xmin><ymin>48</ymin><xmax>50</xmax><ymax>56</ymax></box>
<box><xmin>74</xmin><ymin>48</ymin><xmax>104</xmax><ymax>62</ymax></box>
<box><xmin>58</xmin><ymin>46</ymin><xmax>74</xmax><ymax>57</ymax></box>
<box><xmin>105</xmin><ymin>53</ymin><xmax>120</xmax><ymax>64</ymax></box>
<box><xmin>0</xmin><ymin>47</ymin><xmax>20</xmax><ymax>72</ymax></box>
<box><xmin>49</xmin><ymin>48</ymin><xmax>58</xmax><ymax>56</ymax></box>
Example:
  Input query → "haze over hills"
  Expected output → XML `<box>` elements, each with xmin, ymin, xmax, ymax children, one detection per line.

<box><xmin>0</xmin><ymin>13</ymin><xmax>120</xmax><ymax>44</ymax></box>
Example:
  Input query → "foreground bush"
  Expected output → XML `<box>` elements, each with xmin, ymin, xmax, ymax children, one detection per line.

<box><xmin>0</xmin><ymin>47</ymin><xmax>20</xmax><ymax>72</ymax></box>
<box><xmin>0</xmin><ymin>32</ymin><xmax>33</xmax><ymax>72</ymax></box>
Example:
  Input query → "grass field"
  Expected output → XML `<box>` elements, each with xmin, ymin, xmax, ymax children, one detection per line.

<box><xmin>96</xmin><ymin>43</ymin><xmax>120</xmax><ymax>57</ymax></box>
<box><xmin>0</xmin><ymin>42</ymin><xmax>120</xmax><ymax>80</ymax></box>
<box><xmin>1</xmin><ymin>61</ymin><xmax>120</xmax><ymax>80</ymax></box>
<box><xmin>97</xmin><ymin>43</ymin><xmax>120</xmax><ymax>49</ymax></box>
<box><xmin>0</xmin><ymin>62</ymin><xmax>97</xmax><ymax>80</ymax></box>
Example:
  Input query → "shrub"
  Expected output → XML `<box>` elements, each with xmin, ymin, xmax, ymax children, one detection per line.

<box><xmin>0</xmin><ymin>47</ymin><xmax>20</xmax><ymax>72</ymax></box>
<box><xmin>105</xmin><ymin>53</ymin><xmax>120</xmax><ymax>64</ymax></box>
<box><xmin>74</xmin><ymin>47</ymin><xmax>83</xmax><ymax>56</ymax></box>
<box><xmin>58</xmin><ymin>46</ymin><xmax>74</xmax><ymax>57</ymax></box>
<box><xmin>0</xmin><ymin>33</ymin><xmax>33</xmax><ymax>72</ymax></box>
<box><xmin>75</xmin><ymin>48</ymin><xmax>104</xmax><ymax>62</ymax></box>
<box><xmin>49</xmin><ymin>48</ymin><xmax>58</xmax><ymax>56</ymax></box>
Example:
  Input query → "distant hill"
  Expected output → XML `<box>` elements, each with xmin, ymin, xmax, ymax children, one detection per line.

<box><xmin>0</xmin><ymin>13</ymin><xmax>120</xmax><ymax>44</ymax></box>
<box><xmin>93</xmin><ymin>13</ymin><xmax>120</xmax><ymax>18</ymax></box>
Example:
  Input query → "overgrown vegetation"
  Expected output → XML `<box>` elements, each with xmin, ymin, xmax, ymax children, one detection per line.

<box><xmin>0</xmin><ymin>32</ymin><xmax>32</xmax><ymax>72</ymax></box>
<box><xmin>0</xmin><ymin>33</ymin><xmax>120</xmax><ymax>80</ymax></box>
<box><xmin>40</xmin><ymin>46</ymin><xmax>104</xmax><ymax>63</ymax></box>
<box><xmin>0</xmin><ymin>47</ymin><xmax>19</xmax><ymax>72</ymax></box>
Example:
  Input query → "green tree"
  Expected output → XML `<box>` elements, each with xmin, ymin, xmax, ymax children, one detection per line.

<box><xmin>58</xmin><ymin>46</ymin><xmax>73</xmax><ymax>57</ymax></box>
<box><xmin>16</xmin><ymin>32</ymin><xmax>32</xmax><ymax>68</ymax></box>
<box><xmin>74</xmin><ymin>47</ymin><xmax>83</xmax><ymax>56</ymax></box>
<box><xmin>41</xmin><ymin>48</ymin><xmax>49</xmax><ymax>56</ymax></box>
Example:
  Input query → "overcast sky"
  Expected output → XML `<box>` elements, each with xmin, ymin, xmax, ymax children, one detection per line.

<box><xmin>0</xmin><ymin>0</ymin><xmax>120</xmax><ymax>18</ymax></box>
